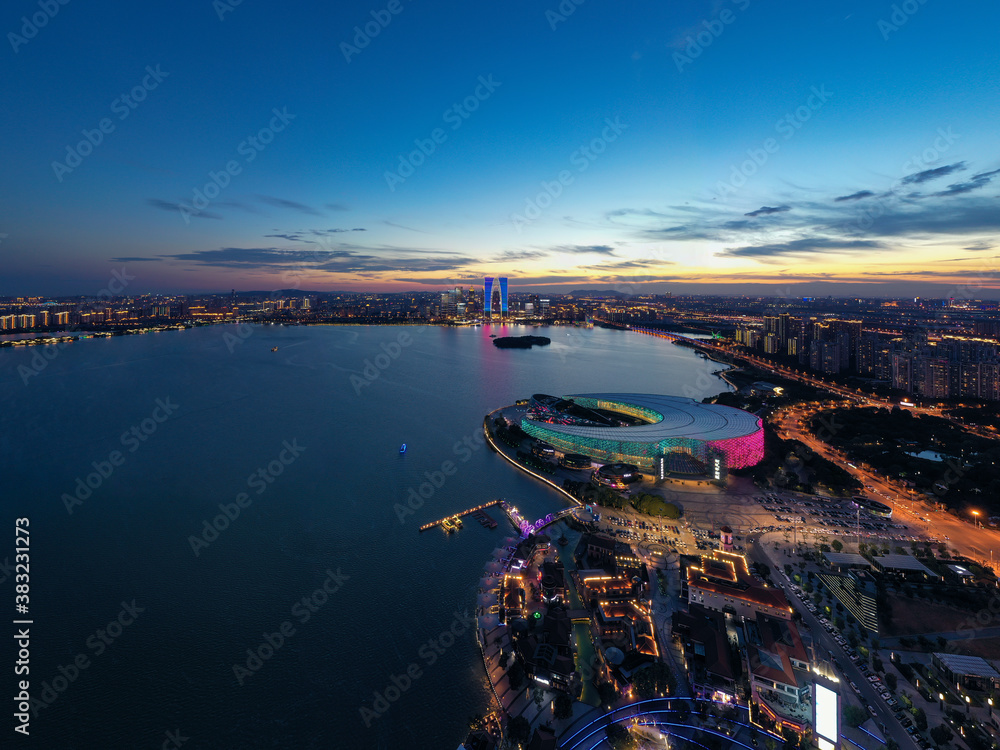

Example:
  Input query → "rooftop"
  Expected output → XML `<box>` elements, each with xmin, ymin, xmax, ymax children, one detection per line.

<box><xmin>872</xmin><ymin>554</ymin><xmax>935</xmax><ymax>575</ymax></box>
<box><xmin>525</xmin><ymin>393</ymin><xmax>763</xmax><ymax>442</ymax></box>
<box><xmin>933</xmin><ymin>653</ymin><xmax>1000</xmax><ymax>680</ymax></box>
<box><xmin>823</xmin><ymin>552</ymin><xmax>870</xmax><ymax>567</ymax></box>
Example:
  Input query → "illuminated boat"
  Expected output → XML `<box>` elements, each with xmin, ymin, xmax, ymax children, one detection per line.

<box><xmin>399</xmin><ymin>443</ymin><xmax>407</xmax><ymax>454</ymax></box>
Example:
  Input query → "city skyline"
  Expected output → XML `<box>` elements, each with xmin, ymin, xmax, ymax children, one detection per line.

<box><xmin>3</xmin><ymin>1</ymin><xmax>1000</xmax><ymax>296</ymax></box>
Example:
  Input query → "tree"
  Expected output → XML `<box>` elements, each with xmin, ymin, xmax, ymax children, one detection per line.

<box><xmin>597</xmin><ymin>681</ymin><xmax>618</xmax><ymax>709</ymax></box>
<box><xmin>885</xmin><ymin>672</ymin><xmax>897</xmax><ymax>691</ymax></box>
<box><xmin>832</xmin><ymin>539</ymin><xmax>844</xmax><ymax>552</ymax></box>
<box><xmin>553</xmin><ymin>692</ymin><xmax>573</xmax><ymax>720</ymax></box>
<box><xmin>508</xmin><ymin>661</ymin><xmax>525</xmax><ymax>690</ymax></box>
<box><xmin>606</xmin><ymin>723</ymin><xmax>637</xmax><ymax>750</ymax></box>
<box><xmin>507</xmin><ymin>716</ymin><xmax>531</xmax><ymax>746</ymax></box>
<box><xmin>930</xmin><ymin>724</ymin><xmax>953</xmax><ymax>746</ymax></box>
<box><xmin>913</xmin><ymin>706</ymin><xmax>928</xmax><ymax>731</ymax></box>
<box><xmin>633</xmin><ymin>661</ymin><xmax>675</xmax><ymax>699</ymax></box>
<box><xmin>844</xmin><ymin>705</ymin><xmax>868</xmax><ymax>728</ymax></box>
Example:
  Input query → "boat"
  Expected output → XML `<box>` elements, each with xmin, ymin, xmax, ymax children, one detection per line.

<box><xmin>271</xmin><ymin>347</ymin><xmax>278</xmax><ymax>352</ymax></box>
<box><xmin>399</xmin><ymin>443</ymin><xmax>407</xmax><ymax>454</ymax></box>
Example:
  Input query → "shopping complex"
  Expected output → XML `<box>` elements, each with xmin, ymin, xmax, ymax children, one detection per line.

<box><xmin>522</xmin><ymin>393</ymin><xmax>764</xmax><ymax>480</ymax></box>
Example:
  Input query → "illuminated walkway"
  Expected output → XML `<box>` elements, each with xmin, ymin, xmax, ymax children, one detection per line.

<box><xmin>558</xmin><ymin>697</ymin><xmax>783</xmax><ymax>750</ymax></box>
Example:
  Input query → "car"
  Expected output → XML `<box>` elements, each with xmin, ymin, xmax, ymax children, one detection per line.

<box><xmin>901</xmin><ymin>718</ymin><xmax>912</xmax><ymax>728</ymax></box>
<box><xmin>868</xmin><ymin>705</ymin><xmax>878</xmax><ymax>717</ymax></box>
<box><xmin>906</xmin><ymin>726</ymin><xmax>917</xmax><ymax>735</ymax></box>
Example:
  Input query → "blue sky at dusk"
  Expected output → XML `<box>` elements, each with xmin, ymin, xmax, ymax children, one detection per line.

<box><xmin>2</xmin><ymin>0</ymin><xmax>999</xmax><ymax>296</ymax></box>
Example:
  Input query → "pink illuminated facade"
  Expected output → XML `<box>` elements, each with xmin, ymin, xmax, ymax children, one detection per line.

<box><xmin>707</xmin><ymin>426</ymin><xmax>765</xmax><ymax>470</ymax></box>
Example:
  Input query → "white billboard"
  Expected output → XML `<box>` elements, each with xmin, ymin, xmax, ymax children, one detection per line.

<box><xmin>814</xmin><ymin>682</ymin><xmax>839</xmax><ymax>746</ymax></box>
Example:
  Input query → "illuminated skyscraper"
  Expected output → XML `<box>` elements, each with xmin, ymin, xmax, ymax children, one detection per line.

<box><xmin>484</xmin><ymin>277</ymin><xmax>494</xmax><ymax>317</ymax></box>
<box><xmin>484</xmin><ymin>276</ymin><xmax>509</xmax><ymax>318</ymax></box>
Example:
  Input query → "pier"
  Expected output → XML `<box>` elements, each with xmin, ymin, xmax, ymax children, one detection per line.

<box><xmin>419</xmin><ymin>499</ymin><xmax>503</xmax><ymax>532</ymax></box>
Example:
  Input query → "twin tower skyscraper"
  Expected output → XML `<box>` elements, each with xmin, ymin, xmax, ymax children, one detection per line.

<box><xmin>483</xmin><ymin>277</ymin><xmax>508</xmax><ymax>318</ymax></box>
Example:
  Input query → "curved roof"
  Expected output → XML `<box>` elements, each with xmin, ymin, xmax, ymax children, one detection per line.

<box><xmin>527</xmin><ymin>393</ymin><xmax>761</xmax><ymax>443</ymax></box>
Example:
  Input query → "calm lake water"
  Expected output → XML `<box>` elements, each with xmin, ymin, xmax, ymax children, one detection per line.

<box><xmin>0</xmin><ymin>323</ymin><xmax>730</xmax><ymax>748</ymax></box>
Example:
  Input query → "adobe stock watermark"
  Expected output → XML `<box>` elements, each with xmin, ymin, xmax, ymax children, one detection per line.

<box><xmin>350</xmin><ymin>329</ymin><xmax>414</xmax><ymax>394</ymax></box>
<box><xmin>62</xmin><ymin>398</ymin><xmax>180</xmax><ymax>514</ymax></box>
<box><xmin>213</xmin><ymin>0</ymin><xmax>243</xmax><ymax>21</ymax></box>
<box><xmin>359</xmin><ymin>609</ymin><xmax>475</xmax><ymax>727</ymax></box>
<box><xmin>877</xmin><ymin>0</ymin><xmax>930</xmax><ymax>41</ymax></box>
<box><xmin>25</xmin><ymin>600</ymin><xmax>144</xmax><ymax>719</ymax></box>
<box><xmin>177</xmin><ymin>107</ymin><xmax>295</xmax><ymax>223</ymax></box>
<box><xmin>232</xmin><ymin>567</ymin><xmax>349</xmax><ymax>685</ymax></box>
<box><xmin>510</xmin><ymin>117</ymin><xmax>627</xmax><ymax>232</ymax></box>
<box><xmin>340</xmin><ymin>0</ymin><xmax>408</xmax><ymax>63</ymax></box>
<box><xmin>714</xmin><ymin>85</ymin><xmax>832</xmax><ymax>199</ymax></box>
<box><xmin>188</xmin><ymin>439</ymin><xmax>306</xmax><ymax>555</ymax></box>
<box><xmin>673</xmin><ymin>0</ymin><xmax>751</xmax><ymax>73</ymax></box>
<box><xmin>18</xmin><ymin>267</ymin><xmax>136</xmax><ymax>385</ymax></box>
<box><xmin>840</xmin><ymin>126</ymin><xmax>959</xmax><ymax>236</ymax></box>
<box><xmin>545</xmin><ymin>0</ymin><xmax>588</xmax><ymax>31</ymax></box>
<box><xmin>384</xmin><ymin>75</ymin><xmax>502</xmax><ymax>192</ymax></box>
<box><xmin>393</xmin><ymin>427</ymin><xmax>487</xmax><ymax>523</ymax></box>
<box><xmin>51</xmin><ymin>65</ymin><xmax>169</xmax><ymax>182</ymax></box>
<box><xmin>8</xmin><ymin>0</ymin><xmax>71</xmax><ymax>54</ymax></box>
<box><xmin>156</xmin><ymin>729</ymin><xmax>189</xmax><ymax>750</ymax></box>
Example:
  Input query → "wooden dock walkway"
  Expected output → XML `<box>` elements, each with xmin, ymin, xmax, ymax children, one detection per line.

<box><xmin>419</xmin><ymin>499</ymin><xmax>504</xmax><ymax>532</ymax></box>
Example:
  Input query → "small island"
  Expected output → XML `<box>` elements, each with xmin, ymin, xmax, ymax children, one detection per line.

<box><xmin>492</xmin><ymin>335</ymin><xmax>551</xmax><ymax>349</ymax></box>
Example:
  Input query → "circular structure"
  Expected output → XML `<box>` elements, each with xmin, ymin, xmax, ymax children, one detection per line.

<box><xmin>559</xmin><ymin>453</ymin><xmax>592</xmax><ymax>470</ymax></box>
<box><xmin>593</xmin><ymin>462</ymin><xmax>642</xmax><ymax>488</ymax></box>
<box><xmin>524</xmin><ymin>393</ymin><xmax>764</xmax><ymax>476</ymax></box>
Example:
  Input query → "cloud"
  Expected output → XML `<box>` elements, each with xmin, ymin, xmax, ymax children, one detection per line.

<box><xmin>325</xmin><ymin>203</ymin><xmax>349</xmax><ymax>211</ymax></box>
<box><xmin>263</xmin><ymin>228</ymin><xmax>367</xmax><ymax>244</ymax></box>
<box><xmin>146</xmin><ymin>198</ymin><xmax>222</xmax><ymax>220</ymax></box>
<box><xmin>549</xmin><ymin>244</ymin><xmax>617</xmax><ymax>255</ymax></box>
<box><xmin>934</xmin><ymin>168</ymin><xmax>1000</xmax><ymax>197</ymax></box>
<box><xmin>493</xmin><ymin>250</ymin><xmax>549</xmax><ymax>262</ymax></box>
<box><xmin>834</xmin><ymin>190</ymin><xmax>875</xmax><ymax>202</ymax></box>
<box><xmin>109</xmin><ymin>256</ymin><xmax>162</xmax><ymax>262</ymax></box>
<box><xmin>719</xmin><ymin>238</ymin><xmax>885</xmax><ymax>258</ymax></box>
<box><xmin>591</xmin><ymin>258</ymin><xmax>671</xmax><ymax>270</ymax></box>
<box><xmin>161</xmin><ymin>245</ymin><xmax>478</xmax><ymax>275</ymax></box>
<box><xmin>255</xmin><ymin>195</ymin><xmax>323</xmax><ymax>215</ymax></box>
<box><xmin>744</xmin><ymin>205</ymin><xmax>790</xmax><ymax>217</ymax></box>
<box><xmin>382</xmin><ymin>220</ymin><xmax>431</xmax><ymax>234</ymax></box>
<box><xmin>901</xmin><ymin>161</ymin><xmax>966</xmax><ymax>185</ymax></box>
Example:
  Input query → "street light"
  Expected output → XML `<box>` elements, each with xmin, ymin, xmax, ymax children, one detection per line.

<box><xmin>939</xmin><ymin>692</ymin><xmax>945</xmax><ymax>710</ymax></box>
<box><xmin>966</xmin><ymin>695</ymin><xmax>971</xmax><ymax>714</ymax></box>
<box><xmin>972</xmin><ymin>510</ymin><xmax>981</xmax><ymax>529</ymax></box>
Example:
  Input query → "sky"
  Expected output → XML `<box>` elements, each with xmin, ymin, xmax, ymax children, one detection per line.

<box><xmin>2</xmin><ymin>0</ymin><xmax>1000</xmax><ymax>297</ymax></box>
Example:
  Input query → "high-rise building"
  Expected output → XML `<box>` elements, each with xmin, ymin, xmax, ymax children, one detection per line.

<box><xmin>483</xmin><ymin>277</ymin><xmax>494</xmax><ymax>317</ymax></box>
<box><xmin>483</xmin><ymin>276</ymin><xmax>509</xmax><ymax>318</ymax></box>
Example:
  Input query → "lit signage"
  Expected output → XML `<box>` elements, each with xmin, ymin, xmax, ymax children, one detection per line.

<box><xmin>814</xmin><ymin>682</ymin><xmax>839</xmax><ymax>748</ymax></box>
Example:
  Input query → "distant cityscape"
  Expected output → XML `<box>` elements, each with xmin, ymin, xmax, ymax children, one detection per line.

<box><xmin>6</xmin><ymin>287</ymin><xmax>1000</xmax><ymax>403</ymax></box>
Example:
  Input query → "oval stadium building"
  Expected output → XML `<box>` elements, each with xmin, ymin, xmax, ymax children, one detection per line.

<box><xmin>522</xmin><ymin>393</ymin><xmax>764</xmax><ymax>478</ymax></box>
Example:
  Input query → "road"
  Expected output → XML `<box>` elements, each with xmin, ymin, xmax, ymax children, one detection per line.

<box><xmin>773</xmin><ymin>401</ymin><xmax>1000</xmax><ymax>568</ymax></box>
<box><xmin>748</xmin><ymin>532</ymin><xmax>922</xmax><ymax>750</ymax></box>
